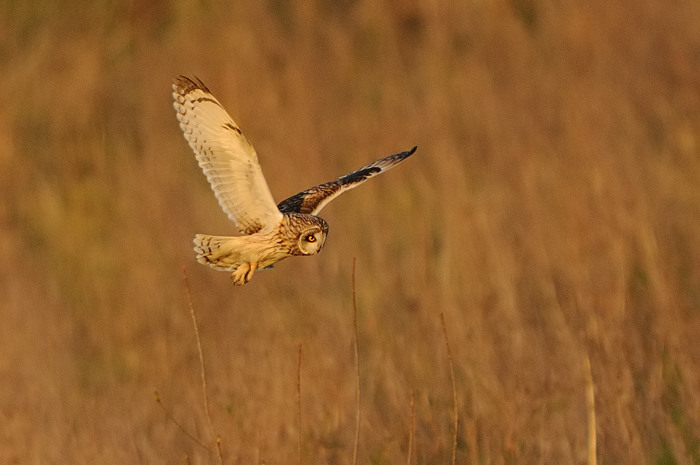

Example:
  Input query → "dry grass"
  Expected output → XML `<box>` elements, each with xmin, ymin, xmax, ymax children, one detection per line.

<box><xmin>2</xmin><ymin>0</ymin><xmax>700</xmax><ymax>463</ymax></box>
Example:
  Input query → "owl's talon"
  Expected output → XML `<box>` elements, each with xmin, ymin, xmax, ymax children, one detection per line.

<box><xmin>231</xmin><ymin>263</ymin><xmax>256</xmax><ymax>285</ymax></box>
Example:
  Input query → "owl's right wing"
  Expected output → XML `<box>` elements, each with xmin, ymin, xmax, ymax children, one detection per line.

<box><xmin>173</xmin><ymin>76</ymin><xmax>283</xmax><ymax>235</ymax></box>
<box><xmin>277</xmin><ymin>147</ymin><xmax>416</xmax><ymax>215</ymax></box>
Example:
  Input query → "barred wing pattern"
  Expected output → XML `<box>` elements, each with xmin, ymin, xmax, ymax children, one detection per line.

<box><xmin>277</xmin><ymin>146</ymin><xmax>417</xmax><ymax>215</ymax></box>
<box><xmin>173</xmin><ymin>76</ymin><xmax>283</xmax><ymax>235</ymax></box>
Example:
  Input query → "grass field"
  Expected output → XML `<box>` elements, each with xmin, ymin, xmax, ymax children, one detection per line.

<box><xmin>2</xmin><ymin>0</ymin><xmax>699</xmax><ymax>463</ymax></box>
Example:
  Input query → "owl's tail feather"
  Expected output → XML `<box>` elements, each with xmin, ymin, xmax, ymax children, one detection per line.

<box><xmin>193</xmin><ymin>234</ymin><xmax>243</xmax><ymax>271</ymax></box>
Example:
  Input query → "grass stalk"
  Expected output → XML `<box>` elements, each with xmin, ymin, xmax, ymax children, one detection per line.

<box><xmin>154</xmin><ymin>390</ymin><xmax>209</xmax><ymax>451</ymax></box>
<box><xmin>406</xmin><ymin>391</ymin><xmax>415</xmax><ymax>465</ymax></box>
<box><xmin>440</xmin><ymin>312</ymin><xmax>458</xmax><ymax>465</ymax></box>
<box><xmin>182</xmin><ymin>266</ymin><xmax>223</xmax><ymax>465</ymax></box>
<box><xmin>585</xmin><ymin>354</ymin><xmax>597</xmax><ymax>465</ymax></box>
<box><xmin>297</xmin><ymin>342</ymin><xmax>303</xmax><ymax>465</ymax></box>
<box><xmin>351</xmin><ymin>258</ymin><xmax>361</xmax><ymax>465</ymax></box>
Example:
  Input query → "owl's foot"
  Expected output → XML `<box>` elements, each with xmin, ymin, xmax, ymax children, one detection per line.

<box><xmin>231</xmin><ymin>262</ymin><xmax>257</xmax><ymax>285</ymax></box>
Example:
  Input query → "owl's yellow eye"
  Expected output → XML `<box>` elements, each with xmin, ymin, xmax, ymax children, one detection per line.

<box><xmin>306</xmin><ymin>234</ymin><xmax>316</xmax><ymax>242</ymax></box>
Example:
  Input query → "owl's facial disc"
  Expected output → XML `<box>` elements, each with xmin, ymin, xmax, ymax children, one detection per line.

<box><xmin>298</xmin><ymin>226</ymin><xmax>327</xmax><ymax>255</ymax></box>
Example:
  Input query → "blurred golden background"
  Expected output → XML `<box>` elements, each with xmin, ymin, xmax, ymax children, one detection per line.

<box><xmin>1</xmin><ymin>0</ymin><xmax>699</xmax><ymax>463</ymax></box>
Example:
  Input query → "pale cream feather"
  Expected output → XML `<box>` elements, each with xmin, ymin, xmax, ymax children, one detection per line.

<box><xmin>172</xmin><ymin>77</ymin><xmax>282</xmax><ymax>235</ymax></box>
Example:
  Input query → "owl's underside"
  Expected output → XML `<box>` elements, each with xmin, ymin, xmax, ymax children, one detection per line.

<box><xmin>173</xmin><ymin>75</ymin><xmax>415</xmax><ymax>285</ymax></box>
<box><xmin>194</xmin><ymin>213</ymin><xmax>329</xmax><ymax>285</ymax></box>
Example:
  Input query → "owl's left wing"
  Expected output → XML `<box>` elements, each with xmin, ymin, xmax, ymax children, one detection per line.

<box><xmin>173</xmin><ymin>76</ymin><xmax>283</xmax><ymax>235</ymax></box>
<box><xmin>277</xmin><ymin>147</ymin><xmax>416</xmax><ymax>215</ymax></box>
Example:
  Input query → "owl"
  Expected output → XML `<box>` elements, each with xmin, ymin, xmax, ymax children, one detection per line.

<box><xmin>172</xmin><ymin>75</ymin><xmax>415</xmax><ymax>285</ymax></box>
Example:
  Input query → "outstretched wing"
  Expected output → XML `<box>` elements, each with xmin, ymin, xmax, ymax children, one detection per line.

<box><xmin>277</xmin><ymin>147</ymin><xmax>416</xmax><ymax>215</ymax></box>
<box><xmin>173</xmin><ymin>76</ymin><xmax>283</xmax><ymax>235</ymax></box>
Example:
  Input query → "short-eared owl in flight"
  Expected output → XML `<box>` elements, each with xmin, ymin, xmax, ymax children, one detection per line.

<box><xmin>173</xmin><ymin>75</ymin><xmax>415</xmax><ymax>285</ymax></box>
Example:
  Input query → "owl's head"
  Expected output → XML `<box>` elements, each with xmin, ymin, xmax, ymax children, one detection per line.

<box><xmin>297</xmin><ymin>223</ymin><xmax>328</xmax><ymax>255</ymax></box>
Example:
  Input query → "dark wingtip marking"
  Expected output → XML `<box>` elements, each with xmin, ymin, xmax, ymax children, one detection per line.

<box><xmin>173</xmin><ymin>75</ymin><xmax>212</xmax><ymax>95</ymax></box>
<box><xmin>393</xmin><ymin>146</ymin><xmax>417</xmax><ymax>160</ymax></box>
<box><xmin>194</xmin><ymin>96</ymin><xmax>220</xmax><ymax>106</ymax></box>
<box><xmin>223</xmin><ymin>122</ymin><xmax>242</xmax><ymax>134</ymax></box>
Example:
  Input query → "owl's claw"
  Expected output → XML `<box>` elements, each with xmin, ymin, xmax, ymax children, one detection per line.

<box><xmin>231</xmin><ymin>262</ymin><xmax>256</xmax><ymax>285</ymax></box>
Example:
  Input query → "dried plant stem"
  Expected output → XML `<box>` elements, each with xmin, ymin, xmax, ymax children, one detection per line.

<box><xmin>351</xmin><ymin>258</ymin><xmax>361</xmax><ymax>465</ymax></box>
<box><xmin>440</xmin><ymin>312</ymin><xmax>458</xmax><ymax>465</ymax></box>
<box><xmin>585</xmin><ymin>354</ymin><xmax>597</xmax><ymax>465</ymax></box>
<box><xmin>466</xmin><ymin>421</ymin><xmax>478</xmax><ymax>465</ymax></box>
<box><xmin>297</xmin><ymin>343</ymin><xmax>303</xmax><ymax>465</ymax></box>
<box><xmin>406</xmin><ymin>391</ymin><xmax>415</xmax><ymax>465</ymax></box>
<box><xmin>154</xmin><ymin>390</ymin><xmax>209</xmax><ymax>451</ymax></box>
<box><xmin>182</xmin><ymin>266</ymin><xmax>223</xmax><ymax>465</ymax></box>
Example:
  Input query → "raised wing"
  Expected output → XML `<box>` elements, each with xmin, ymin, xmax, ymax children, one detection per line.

<box><xmin>173</xmin><ymin>76</ymin><xmax>283</xmax><ymax>235</ymax></box>
<box><xmin>277</xmin><ymin>147</ymin><xmax>416</xmax><ymax>215</ymax></box>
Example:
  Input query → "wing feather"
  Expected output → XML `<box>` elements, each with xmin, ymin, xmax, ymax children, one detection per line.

<box><xmin>277</xmin><ymin>147</ymin><xmax>416</xmax><ymax>215</ymax></box>
<box><xmin>173</xmin><ymin>76</ymin><xmax>282</xmax><ymax>234</ymax></box>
